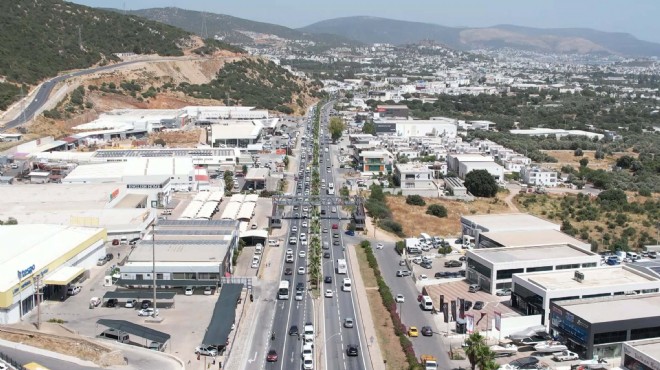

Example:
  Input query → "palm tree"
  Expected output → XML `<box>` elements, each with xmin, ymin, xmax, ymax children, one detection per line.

<box><xmin>476</xmin><ymin>344</ymin><xmax>496</xmax><ymax>370</ymax></box>
<box><xmin>464</xmin><ymin>332</ymin><xmax>487</xmax><ymax>370</ymax></box>
<box><xmin>482</xmin><ymin>359</ymin><xmax>499</xmax><ymax>370</ymax></box>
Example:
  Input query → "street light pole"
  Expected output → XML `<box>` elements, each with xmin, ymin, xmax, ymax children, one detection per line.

<box><xmin>152</xmin><ymin>222</ymin><xmax>157</xmax><ymax>317</ymax></box>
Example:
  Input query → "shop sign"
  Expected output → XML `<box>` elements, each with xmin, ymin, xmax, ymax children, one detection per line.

<box><xmin>127</xmin><ymin>183</ymin><xmax>163</xmax><ymax>189</ymax></box>
<box><xmin>17</xmin><ymin>264</ymin><xmax>36</xmax><ymax>279</ymax></box>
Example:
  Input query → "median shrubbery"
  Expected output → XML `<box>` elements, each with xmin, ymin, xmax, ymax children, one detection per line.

<box><xmin>359</xmin><ymin>241</ymin><xmax>420</xmax><ymax>369</ymax></box>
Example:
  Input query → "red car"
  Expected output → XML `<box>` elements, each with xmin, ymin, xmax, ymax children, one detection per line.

<box><xmin>332</xmin><ymin>224</ymin><xmax>338</xmax><ymax>230</ymax></box>
<box><xmin>266</xmin><ymin>349</ymin><xmax>278</xmax><ymax>362</ymax></box>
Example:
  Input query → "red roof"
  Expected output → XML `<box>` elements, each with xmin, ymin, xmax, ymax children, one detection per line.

<box><xmin>195</xmin><ymin>174</ymin><xmax>209</xmax><ymax>181</ymax></box>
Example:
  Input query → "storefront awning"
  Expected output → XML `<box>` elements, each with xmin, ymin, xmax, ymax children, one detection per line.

<box><xmin>44</xmin><ymin>266</ymin><xmax>84</xmax><ymax>285</ymax></box>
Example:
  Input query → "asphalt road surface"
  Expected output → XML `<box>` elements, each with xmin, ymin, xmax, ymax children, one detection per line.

<box><xmin>2</xmin><ymin>57</ymin><xmax>194</xmax><ymax>132</ymax></box>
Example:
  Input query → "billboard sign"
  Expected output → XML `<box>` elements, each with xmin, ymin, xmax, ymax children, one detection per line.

<box><xmin>466</xmin><ymin>314</ymin><xmax>474</xmax><ymax>333</ymax></box>
<box><xmin>494</xmin><ymin>311</ymin><xmax>502</xmax><ymax>331</ymax></box>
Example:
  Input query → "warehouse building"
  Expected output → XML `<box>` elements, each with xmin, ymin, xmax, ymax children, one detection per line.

<box><xmin>210</xmin><ymin>121</ymin><xmax>263</xmax><ymax>147</ymax></box>
<box><xmin>374</xmin><ymin>119</ymin><xmax>457</xmax><ymax>137</ymax></box>
<box><xmin>550</xmin><ymin>294</ymin><xmax>660</xmax><ymax>359</ymax></box>
<box><xmin>0</xmin><ymin>183</ymin><xmax>158</xmax><ymax>239</ymax></box>
<box><xmin>119</xmin><ymin>219</ymin><xmax>240</xmax><ymax>288</ymax></box>
<box><xmin>465</xmin><ymin>244</ymin><xmax>600</xmax><ymax>293</ymax></box>
<box><xmin>0</xmin><ymin>224</ymin><xmax>106</xmax><ymax>324</ymax></box>
<box><xmin>460</xmin><ymin>213</ymin><xmax>560</xmax><ymax>248</ymax></box>
<box><xmin>511</xmin><ymin>265</ymin><xmax>660</xmax><ymax>325</ymax></box>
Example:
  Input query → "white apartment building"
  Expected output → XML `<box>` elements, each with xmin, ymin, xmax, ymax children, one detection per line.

<box><xmin>458</xmin><ymin>161</ymin><xmax>504</xmax><ymax>182</ymax></box>
<box><xmin>520</xmin><ymin>166</ymin><xmax>558</xmax><ymax>187</ymax></box>
<box><xmin>394</xmin><ymin>163</ymin><xmax>437</xmax><ymax>196</ymax></box>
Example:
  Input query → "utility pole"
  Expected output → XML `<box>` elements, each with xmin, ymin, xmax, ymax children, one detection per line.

<box><xmin>152</xmin><ymin>222</ymin><xmax>158</xmax><ymax>317</ymax></box>
<box><xmin>33</xmin><ymin>275</ymin><xmax>43</xmax><ymax>330</ymax></box>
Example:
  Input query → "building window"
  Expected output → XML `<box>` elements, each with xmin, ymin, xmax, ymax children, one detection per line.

<box><xmin>495</xmin><ymin>282</ymin><xmax>512</xmax><ymax>289</ymax></box>
<box><xmin>526</xmin><ymin>266</ymin><xmax>552</xmax><ymax>273</ymax></box>
<box><xmin>631</xmin><ymin>326</ymin><xmax>660</xmax><ymax>340</ymax></box>
<box><xmin>172</xmin><ymin>273</ymin><xmax>185</xmax><ymax>279</ymax></box>
<box><xmin>467</xmin><ymin>258</ymin><xmax>492</xmax><ymax>279</ymax></box>
<box><xmin>581</xmin><ymin>262</ymin><xmax>597</xmax><ymax>268</ymax></box>
<box><xmin>156</xmin><ymin>274</ymin><xmax>163</xmax><ymax>279</ymax></box>
<box><xmin>594</xmin><ymin>330</ymin><xmax>627</xmax><ymax>345</ymax></box>
<box><xmin>556</xmin><ymin>264</ymin><xmax>580</xmax><ymax>270</ymax></box>
<box><xmin>496</xmin><ymin>268</ymin><xmax>524</xmax><ymax>280</ymax></box>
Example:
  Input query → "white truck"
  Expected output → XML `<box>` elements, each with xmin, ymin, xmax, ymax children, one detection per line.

<box><xmin>420</xmin><ymin>354</ymin><xmax>438</xmax><ymax>370</ymax></box>
<box><xmin>553</xmin><ymin>350</ymin><xmax>579</xmax><ymax>362</ymax></box>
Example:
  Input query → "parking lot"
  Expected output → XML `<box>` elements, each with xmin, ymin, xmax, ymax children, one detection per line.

<box><xmin>29</xmin><ymin>257</ymin><xmax>233</xmax><ymax>366</ymax></box>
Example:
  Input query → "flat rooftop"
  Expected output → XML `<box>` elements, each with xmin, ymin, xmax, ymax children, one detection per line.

<box><xmin>627</xmin><ymin>338</ymin><xmax>660</xmax><ymax>361</ymax></box>
<box><xmin>0</xmin><ymin>225</ymin><xmax>105</xmax><ymax>291</ymax></box>
<box><xmin>520</xmin><ymin>266</ymin><xmax>659</xmax><ymax>291</ymax></box>
<box><xmin>395</xmin><ymin>163</ymin><xmax>432</xmax><ymax>172</ymax></box>
<box><xmin>470</xmin><ymin>244</ymin><xmax>593</xmax><ymax>264</ymax></box>
<box><xmin>462</xmin><ymin>213</ymin><xmax>559</xmax><ymax>232</ymax></box>
<box><xmin>129</xmin><ymin>241</ymin><xmax>230</xmax><ymax>262</ymax></box>
<box><xmin>0</xmin><ymin>183</ymin><xmax>121</xmax><ymax>213</ymax></box>
<box><xmin>481</xmin><ymin>229</ymin><xmax>588</xmax><ymax>248</ymax></box>
<box><xmin>211</xmin><ymin>122</ymin><xmax>263</xmax><ymax>140</ymax></box>
<box><xmin>556</xmin><ymin>294</ymin><xmax>660</xmax><ymax>324</ymax></box>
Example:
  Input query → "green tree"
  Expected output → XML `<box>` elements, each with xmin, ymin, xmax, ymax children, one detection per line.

<box><xmin>154</xmin><ymin>138</ymin><xmax>166</xmax><ymax>147</ymax></box>
<box><xmin>579</xmin><ymin>158</ymin><xmax>589</xmax><ymax>167</ymax></box>
<box><xmin>464</xmin><ymin>170</ymin><xmax>498</xmax><ymax>198</ymax></box>
<box><xmin>242</xmin><ymin>164</ymin><xmax>248</xmax><ymax>174</ymax></box>
<box><xmin>616</xmin><ymin>155</ymin><xmax>635</xmax><ymax>169</ymax></box>
<box><xmin>427</xmin><ymin>204</ymin><xmax>448</xmax><ymax>218</ymax></box>
<box><xmin>574</xmin><ymin>148</ymin><xmax>584</xmax><ymax>156</ymax></box>
<box><xmin>362</xmin><ymin>120</ymin><xmax>376</xmax><ymax>135</ymax></box>
<box><xmin>465</xmin><ymin>332</ymin><xmax>489</xmax><ymax>370</ymax></box>
<box><xmin>328</xmin><ymin>117</ymin><xmax>345</xmax><ymax>142</ymax></box>
<box><xmin>406</xmin><ymin>195</ymin><xmax>426</xmax><ymax>206</ymax></box>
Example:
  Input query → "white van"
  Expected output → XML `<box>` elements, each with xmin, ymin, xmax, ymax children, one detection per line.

<box><xmin>342</xmin><ymin>278</ymin><xmax>352</xmax><ymax>292</ymax></box>
<box><xmin>419</xmin><ymin>233</ymin><xmax>431</xmax><ymax>243</ymax></box>
<box><xmin>251</xmin><ymin>256</ymin><xmax>260</xmax><ymax>269</ymax></box>
<box><xmin>120</xmin><ymin>236</ymin><xmax>128</xmax><ymax>245</ymax></box>
<box><xmin>626</xmin><ymin>252</ymin><xmax>640</xmax><ymax>261</ymax></box>
<box><xmin>255</xmin><ymin>244</ymin><xmax>263</xmax><ymax>255</ymax></box>
<box><xmin>421</xmin><ymin>296</ymin><xmax>434</xmax><ymax>311</ymax></box>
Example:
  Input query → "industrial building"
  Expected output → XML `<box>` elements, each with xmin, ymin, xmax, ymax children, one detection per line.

<box><xmin>465</xmin><ymin>244</ymin><xmax>600</xmax><ymax>293</ymax></box>
<box><xmin>460</xmin><ymin>213</ymin><xmax>560</xmax><ymax>247</ymax></box>
<box><xmin>0</xmin><ymin>224</ymin><xmax>106</xmax><ymax>324</ymax></box>
<box><xmin>210</xmin><ymin>121</ymin><xmax>264</xmax><ymax>147</ymax></box>
<box><xmin>118</xmin><ymin>220</ymin><xmax>240</xmax><ymax>288</ymax></box>
<box><xmin>0</xmin><ymin>183</ymin><xmax>158</xmax><ymax>238</ymax></box>
<box><xmin>622</xmin><ymin>338</ymin><xmax>660</xmax><ymax>370</ymax></box>
<box><xmin>62</xmin><ymin>157</ymin><xmax>202</xmax><ymax>192</ymax></box>
<box><xmin>374</xmin><ymin>105</ymin><xmax>409</xmax><ymax>119</ymax></box>
<box><xmin>477</xmin><ymin>229</ymin><xmax>590</xmax><ymax>250</ymax></box>
<box><xmin>550</xmin><ymin>294</ymin><xmax>660</xmax><ymax>359</ymax></box>
<box><xmin>511</xmin><ymin>265</ymin><xmax>660</xmax><ymax>325</ymax></box>
<box><xmin>374</xmin><ymin>119</ymin><xmax>457</xmax><ymax>137</ymax></box>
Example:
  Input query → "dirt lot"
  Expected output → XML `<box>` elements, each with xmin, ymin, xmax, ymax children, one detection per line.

<box><xmin>0</xmin><ymin>325</ymin><xmax>123</xmax><ymax>366</ymax></box>
<box><xmin>540</xmin><ymin>150</ymin><xmax>637</xmax><ymax>171</ymax></box>
<box><xmin>386</xmin><ymin>194</ymin><xmax>515</xmax><ymax>238</ymax></box>
<box><xmin>355</xmin><ymin>246</ymin><xmax>407</xmax><ymax>370</ymax></box>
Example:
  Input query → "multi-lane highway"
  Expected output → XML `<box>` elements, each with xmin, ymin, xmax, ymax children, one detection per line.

<box><xmin>263</xmin><ymin>101</ymin><xmax>369</xmax><ymax>369</ymax></box>
<box><xmin>318</xmin><ymin>102</ymin><xmax>369</xmax><ymax>370</ymax></box>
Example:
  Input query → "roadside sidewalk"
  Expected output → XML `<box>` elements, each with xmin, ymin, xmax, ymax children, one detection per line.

<box><xmin>346</xmin><ymin>243</ymin><xmax>384</xmax><ymax>370</ymax></box>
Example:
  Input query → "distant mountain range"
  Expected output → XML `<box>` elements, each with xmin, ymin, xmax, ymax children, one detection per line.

<box><xmin>300</xmin><ymin>16</ymin><xmax>660</xmax><ymax>57</ymax></box>
<box><xmin>122</xmin><ymin>7</ymin><xmax>358</xmax><ymax>50</ymax></box>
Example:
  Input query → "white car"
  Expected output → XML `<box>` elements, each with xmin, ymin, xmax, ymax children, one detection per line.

<box><xmin>138</xmin><ymin>308</ymin><xmax>159</xmax><ymax>316</ymax></box>
<box><xmin>204</xmin><ymin>286</ymin><xmax>213</xmax><ymax>295</ymax></box>
<box><xmin>268</xmin><ymin>239</ymin><xmax>279</xmax><ymax>246</ymax></box>
<box><xmin>299</xmin><ymin>250</ymin><xmax>307</xmax><ymax>258</ymax></box>
<box><xmin>376</xmin><ymin>243</ymin><xmax>384</xmax><ymax>250</ymax></box>
<box><xmin>325</xmin><ymin>289</ymin><xmax>333</xmax><ymax>298</ymax></box>
<box><xmin>302</xmin><ymin>221</ymin><xmax>308</xmax><ymax>228</ymax></box>
<box><xmin>395</xmin><ymin>294</ymin><xmax>405</xmax><ymax>303</ymax></box>
<box><xmin>292</xmin><ymin>226</ymin><xmax>298</xmax><ymax>232</ymax></box>
<box><xmin>303</xmin><ymin>355</ymin><xmax>314</xmax><ymax>370</ymax></box>
<box><xmin>195</xmin><ymin>345</ymin><xmax>218</xmax><ymax>357</ymax></box>
<box><xmin>323</xmin><ymin>228</ymin><xmax>328</xmax><ymax>233</ymax></box>
<box><xmin>298</xmin><ymin>267</ymin><xmax>306</xmax><ymax>275</ymax></box>
<box><xmin>418</xmin><ymin>274</ymin><xmax>428</xmax><ymax>281</ymax></box>
<box><xmin>295</xmin><ymin>291</ymin><xmax>304</xmax><ymax>301</ymax></box>
<box><xmin>185</xmin><ymin>286</ymin><xmax>194</xmax><ymax>296</ymax></box>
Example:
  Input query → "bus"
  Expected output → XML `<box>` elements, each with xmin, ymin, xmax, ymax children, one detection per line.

<box><xmin>336</xmin><ymin>259</ymin><xmax>347</xmax><ymax>274</ymax></box>
<box><xmin>278</xmin><ymin>280</ymin><xmax>290</xmax><ymax>300</ymax></box>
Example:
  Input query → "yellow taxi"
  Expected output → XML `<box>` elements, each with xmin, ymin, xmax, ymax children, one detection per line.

<box><xmin>408</xmin><ymin>326</ymin><xmax>419</xmax><ymax>337</ymax></box>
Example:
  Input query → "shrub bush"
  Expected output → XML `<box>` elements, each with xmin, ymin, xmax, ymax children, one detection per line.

<box><xmin>426</xmin><ymin>204</ymin><xmax>448</xmax><ymax>218</ymax></box>
<box><xmin>406</xmin><ymin>195</ymin><xmax>426</xmax><ymax>206</ymax></box>
<box><xmin>379</xmin><ymin>219</ymin><xmax>404</xmax><ymax>236</ymax></box>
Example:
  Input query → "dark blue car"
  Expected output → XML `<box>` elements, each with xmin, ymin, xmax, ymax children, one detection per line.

<box><xmin>345</xmin><ymin>230</ymin><xmax>355</xmax><ymax>236</ymax></box>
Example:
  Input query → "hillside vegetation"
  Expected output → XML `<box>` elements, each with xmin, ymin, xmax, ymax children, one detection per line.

<box><xmin>125</xmin><ymin>7</ymin><xmax>359</xmax><ymax>50</ymax></box>
<box><xmin>177</xmin><ymin>58</ymin><xmax>322</xmax><ymax>113</ymax></box>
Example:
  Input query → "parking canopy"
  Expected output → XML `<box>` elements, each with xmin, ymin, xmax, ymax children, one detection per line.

<box><xmin>202</xmin><ymin>284</ymin><xmax>243</xmax><ymax>347</ymax></box>
<box><xmin>44</xmin><ymin>266</ymin><xmax>84</xmax><ymax>285</ymax></box>
<box><xmin>97</xmin><ymin>319</ymin><xmax>170</xmax><ymax>344</ymax></box>
<box><xmin>102</xmin><ymin>291</ymin><xmax>176</xmax><ymax>300</ymax></box>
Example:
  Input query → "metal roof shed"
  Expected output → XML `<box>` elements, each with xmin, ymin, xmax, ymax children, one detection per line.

<box><xmin>202</xmin><ymin>284</ymin><xmax>243</xmax><ymax>348</ymax></box>
<box><xmin>237</xmin><ymin>202</ymin><xmax>255</xmax><ymax>221</ymax></box>
<box><xmin>97</xmin><ymin>319</ymin><xmax>170</xmax><ymax>344</ymax></box>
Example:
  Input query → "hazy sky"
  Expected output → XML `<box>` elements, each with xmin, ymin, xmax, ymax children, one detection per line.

<box><xmin>70</xmin><ymin>0</ymin><xmax>660</xmax><ymax>43</ymax></box>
